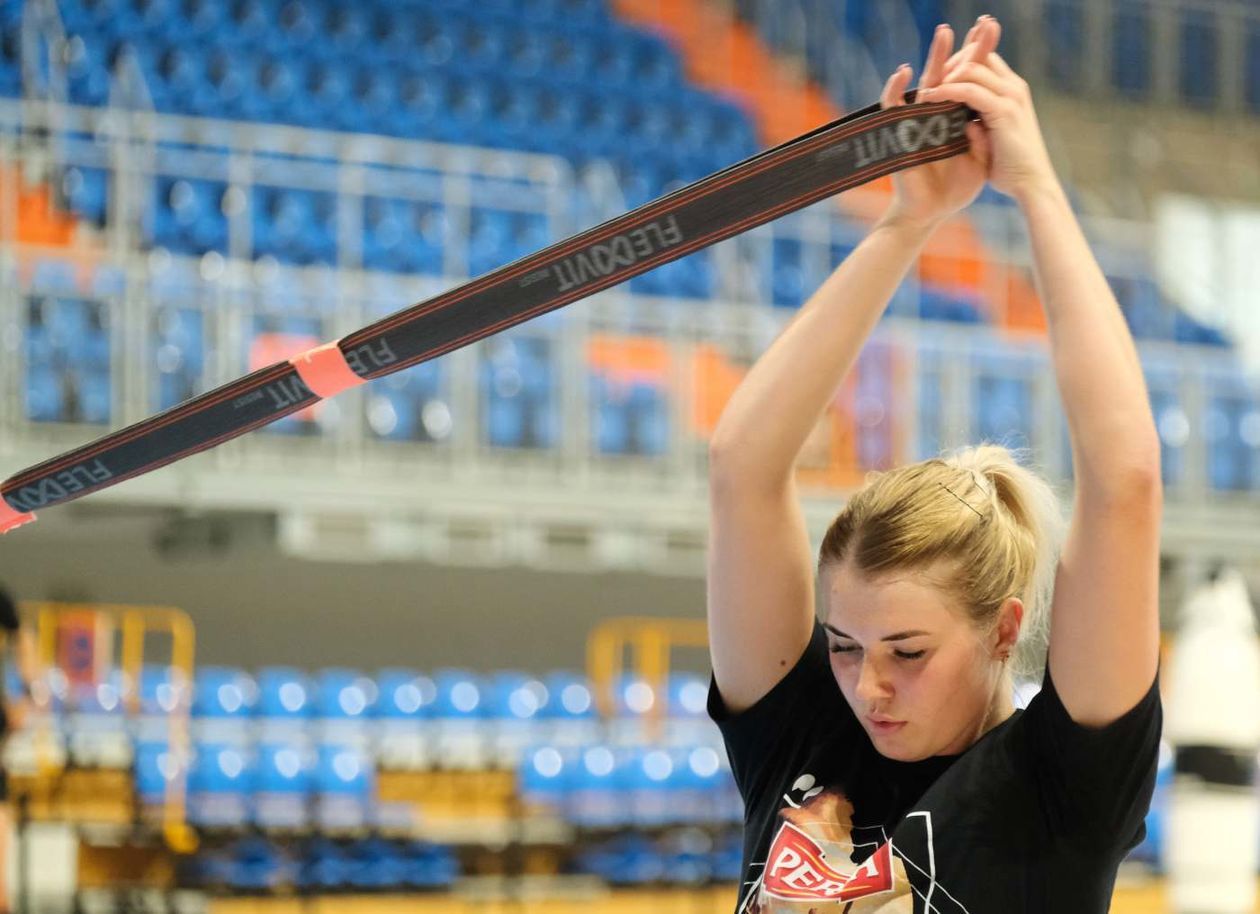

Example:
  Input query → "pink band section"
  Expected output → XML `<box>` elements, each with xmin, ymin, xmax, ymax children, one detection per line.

<box><xmin>0</xmin><ymin>501</ymin><xmax>36</xmax><ymax>535</ymax></box>
<box><xmin>289</xmin><ymin>340</ymin><xmax>367</xmax><ymax>400</ymax></box>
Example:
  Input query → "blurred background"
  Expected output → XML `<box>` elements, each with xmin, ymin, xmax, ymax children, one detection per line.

<box><xmin>0</xmin><ymin>0</ymin><xmax>1258</xmax><ymax>911</ymax></box>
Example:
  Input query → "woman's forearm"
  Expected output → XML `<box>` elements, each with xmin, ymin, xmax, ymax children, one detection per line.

<box><xmin>709</xmin><ymin>213</ymin><xmax>940</xmax><ymax>488</ymax></box>
<box><xmin>1017</xmin><ymin>180</ymin><xmax>1161</xmax><ymax>489</ymax></box>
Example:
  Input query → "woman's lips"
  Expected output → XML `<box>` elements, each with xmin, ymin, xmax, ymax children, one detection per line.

<box><xmin>867</xmin><ymin>717</ymin><xmax>906</xmax><ymax>732</ymax></box>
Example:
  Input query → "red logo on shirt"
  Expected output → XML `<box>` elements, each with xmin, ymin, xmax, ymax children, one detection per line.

<box><xmin>763</xmin><ymin>821</ymin><xmax>896</xmax><ymax>902</ymax></box>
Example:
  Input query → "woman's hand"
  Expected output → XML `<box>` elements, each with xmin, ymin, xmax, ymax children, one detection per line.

<box><xmin>879</xmin><ymin>16</ymin><xmax>998</xmax><ymax>230</ymax></box>
<box><xmin>918</xmin><ymin>17</ymin><xmax>1061</xmax><ymax>205</ymax></box>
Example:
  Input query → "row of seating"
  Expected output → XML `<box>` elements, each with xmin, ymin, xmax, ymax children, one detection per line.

<box><xmin>180</xmin><ymin>830</ymin><xmax>744</xmax><ymax>893</ymax></box>
<box><xmin>62</xmin><ymin>0</ymin><xmax>613</xmax><ymax>47</ymax></box>
<box><xmin>22</xmin><ymin>326</ymin><xmax>1260</xmax><ymax>494</ymax></box>
<box><xmin>37</xmin><ymin>665</ymin><xmax>710</xmax><ymax>723</ymax></box>
<box><xmin>183</xmin><ymin>836</ymin><xmax>460</xmax><ymax>892</ymax></box>
<box><xmin>739</xmin><ymin>0</ymin><xmax>1260</xmax><ymax>114</ymax></box>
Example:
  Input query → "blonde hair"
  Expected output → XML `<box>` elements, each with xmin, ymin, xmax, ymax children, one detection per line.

<box><xmin>817</xmin><ymin>443</ymin><xmax>1066</xmax><ymax>683</ymax></box>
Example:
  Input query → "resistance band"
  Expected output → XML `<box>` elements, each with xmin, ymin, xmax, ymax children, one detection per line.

<box><xmin>1</xmin><ymin>95</ymin><xmax>973</xmax><ymax>533</ymax></box>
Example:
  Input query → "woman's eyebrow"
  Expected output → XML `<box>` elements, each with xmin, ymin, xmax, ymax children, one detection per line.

<box><xmin>822</xmin><ymin>622</ymin><xmax>931</xmax><ymax>642</ymax></box>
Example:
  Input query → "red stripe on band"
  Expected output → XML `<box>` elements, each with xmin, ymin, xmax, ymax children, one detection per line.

<box><xmin>0</xmin><ymin>501</ymin><xmax>36</xmax><ymax>535</ymax></box>
<box><xmin>290</xmin><ymin>341</ymin><xmax>366</xmax><ymax>400</ymax></box>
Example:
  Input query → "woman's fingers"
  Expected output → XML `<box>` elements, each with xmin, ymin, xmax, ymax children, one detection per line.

<box><xmin>919</xmin><ymin>24</ymin><xmax>954</xmax><ymax>88</ymax></box>
<box><xmin>942</xmin><ymin>61</ymin><xmax>1012</xmax><ymax>99</ymax></box>
<box><xmin>917</xmin><ymin>80</ymin><xmax>1009</xmax><ymax>122</ymax></box>
<box><xmin>943</xmin><ymin>17</ymin><xmax>1001</xmax><ymax>75</ymax></box>
<box><xmin>880</xmin><ymin>63</ymin><xmax>912</xmax><ymax>109</ymax></box>
<box><xmin>986</xmin><ymin>50</ymin><xmax>1017</xmax><ymax>79</ymax></box>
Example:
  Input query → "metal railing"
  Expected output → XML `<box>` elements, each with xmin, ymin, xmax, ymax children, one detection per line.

<box><xmin>0</xmin><ymin>96</ymin><xmax>1256</xmax><ymax>561</ymax></box>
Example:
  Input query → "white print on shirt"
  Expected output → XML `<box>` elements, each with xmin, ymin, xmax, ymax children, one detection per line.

<box><xmin>782</xmin><ymin>772</ymin><xmax>826</xmax><ymax>809</ymax></box>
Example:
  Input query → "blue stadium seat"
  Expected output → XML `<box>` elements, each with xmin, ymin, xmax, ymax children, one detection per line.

<box><xmin>1042</xmin><ymin>1</ymin><xmax>1085</xmax><ymax>93</ymax></box>
<box><xmin>591</xmin><ymin>377</ymin><xmax>670</xmax><ymax>456</ymax></box>
<box><xmin>187</xmin><ymin>742</ymin><xmax>253</xmax><ymax>828</ymax></box>
<box><xmin>300</xmin><ymin>838</ymin><xmax>350</xmax><ymax>892</ymax></box>
<box><xmin>973</xmin><ymin>356</ymin><xmax>1034</xmax><ymax>451</ymax></box>
<box><xmin>314</xmin><ymin>668</ymin><xmax>376</xmax><ymax>747</ymax></box>
<box><xmin>1112</xmin><ymin>1</ymin><xmax>1152</xmax><ymax>100</ymax></box>
<box><xmin>347</xmin><ymin>838</ymin><xmax>408</xmax><ymax>890</ymax></box>
<box><xmin>152</xmin><ymin>177</ymin><xmax>228</xmax><ymax>254</ymax></box>
<box><xmin>518</xmin><ymin>744</ymin><xmax>574</xmax><ymax>812</ymax></box>
<box><xmin>481</xmin><ymin>335</ymin><xmax>558</xmax><ymax>449</ymax></box>
<box><xmin>61</xmin><ymin>166</ymin><xmax>109</xmax><ymax>224</ymax></box>
<box><xmin>568</xmin><ymin>743</ymin><xmax>627</xmax><ymax>828</ymax></box>
<box><xmin>254</xmin><ymin>742</ymin><xmax>312</xmax><ymax>830</ymax></box>
<box><xmin>134</xmin><ymin>740</ymin><xmax>187</xmax><ymax>806</ymax></box>
<box><xmin>193</xmin><ymin>666</ymin><xmax>256</xmax><ymax>746</ymax></box>
<box><xmin>194</xmin><ymin>667</ymin><xmax>256</xmax><ymax>719</ymax></box>
<box><xmin>1147</xmin><ymin>370</ymin><xmax>1188</xmax><ymax>488</ymax></box>
<box><xmin>1179</xmin><ymin>8</ymin><xmax>1219</xmax><ymax>108</ymax></box>
<box><xmin>153</xmin><ymin>307</ymin><xmax>206</xmax><ymax>410</ymax></box>
<box><xmin>770</xmin><ymin>237</ymin><xmax>806</xmax><ymax>307</ymax></box>
<box><xmin>1247</xmin><ymin>21</ymin><xmax>1260</xmax><ymax>115</ymax></box>
<box><xmin>67</xmin><ymin>671</ymin><xmax>132</xmax><ymax>768</ymax></box>
<box><xmin>624</xmin><ymin>745</ymin><xmax>686</xmax><ymax>827</ymax></box>
<box><xmin>363</xmin><ymin>196</ymin><xmax>445</xmax><ymax>275</ymax></box>
<box><xmin>314</xmin><ymin>669</ymin><xmax>376</xmax><ymax>720</ymax></box>
<box><xmin>666</xmin><ymin>673</ymin><xmax>709</xmax><ymax>720</ymax></box>
<box><xmin>75</xmin><ymin>370</ymin><xmax>112</xmax><ymax>424</ymax></box>
<box><xmin>432</xmin><ymin>669</ymin><xmax>488</xmax><ymax>770</ymax></box>
<box><xmin>373</xmin><ymin>669</ymin><xmax>436</xmax><ymax>771</ymax></box>
<box><xmin>402</xmin><ymin>842</ymin><xmax>459</xmax><ymax>889</ymax></box>
<box><xmin>227</xmin><ymin>837</ymin><xmax>294</xmax><ymax>892</ymax></box>
<box><xmin>326</xmin><ymin>6</ymin><xmax>370</xmax><ymax>53</ymax></box>
<box><xmin>24</xmin><ymin>366</ymin><xmax>65</xmax><ymax>423</ymax></box>
<box><xmin>919</xmin><ymin>287</ymin><xmax>985</xmax><ymax>324</ymax></box>
<box><xmin>257</xmin><ymin>667</ymin><xmax>314</xmax><ymax>720</ymax></box>
<box><xmin>1205</xmin><ymin>378</ymin><xmax>1260</xmax><ymax>492</ymax></box>
<box><xmin>1173</xmin><ymin>311</ymin><xmax>1230</xmax><ymax>348</ymax></box>
<box><xmin>136</xmin><ymin>664</ymin><xmax>191</xmax><ymax>742</ymax></box>
<box><xmin>315</xmin><ymin>744</ymin><xmax>373</xmax><ymax>831</ymax></box>
<box><xmin>253</xmin><ymin>187</ymin><xmax>337</xmax><ymax>265</ymax></box>
<box><xmin>177</xmin><ymin>0</ymin><xmax>226</xmax><ymax>41</ymax></box>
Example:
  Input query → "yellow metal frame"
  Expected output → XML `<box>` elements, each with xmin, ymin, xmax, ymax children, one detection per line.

<box><xmin>26</xmin><ymin>601</ymin><xmax>198</xmax><ymax>853</ymax></box>
<box><xmin>586</xmin><ymin>616</ymin><xmax>708</xmax><ymax>739</ymax></box>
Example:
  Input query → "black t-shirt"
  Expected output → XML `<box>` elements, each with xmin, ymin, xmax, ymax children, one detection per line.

<box><xmin>708</xmin><ymin>619</ymin><xmax>1162</xmax><ymax>913</ymax></box>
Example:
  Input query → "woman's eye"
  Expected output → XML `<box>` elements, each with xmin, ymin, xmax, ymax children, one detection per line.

<box><xmin>829</xmin><ymin>645</ymin><xmax>925</xmax><ymax>661</ymax></box>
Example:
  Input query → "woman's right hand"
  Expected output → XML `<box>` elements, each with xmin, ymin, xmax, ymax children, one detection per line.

<box><xmin>917</xmin><ymin>17</ymin><xmax>1061</xmax><ymax>204</ymax></box>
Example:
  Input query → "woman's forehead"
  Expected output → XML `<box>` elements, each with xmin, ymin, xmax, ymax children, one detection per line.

<box><xmin>824</xmin><ymin>564</ymin><xmax>963</xmax><ymax>628</ymax></box>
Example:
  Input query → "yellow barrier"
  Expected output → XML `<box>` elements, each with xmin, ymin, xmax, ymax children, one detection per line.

<box><xmin>586</xmin><ymin>617</ymin><xmax>708</xmax><ymax>738</ymax></box>
<box><xmin>25</xmin><ymin>601</ymin><xmax>198</xmax><ymax>853</ymax></box>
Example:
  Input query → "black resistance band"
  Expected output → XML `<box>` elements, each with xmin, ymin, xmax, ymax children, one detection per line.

<box><xmin>1</xmin><ymin>96</ymin><xmax>973</xmax><ymax>533</ymax></box>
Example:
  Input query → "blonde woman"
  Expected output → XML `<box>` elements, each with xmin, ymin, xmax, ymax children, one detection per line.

<box><xmin>706</xmin><ymin>16</ymin><xmax>1162</xmax><ymax>914</ymax></box>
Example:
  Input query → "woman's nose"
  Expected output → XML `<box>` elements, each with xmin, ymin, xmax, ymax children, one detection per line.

<box><xmin>855</xmin><ymin>657</ymin><xmax>892</xmax><ymax>702</ymax></box>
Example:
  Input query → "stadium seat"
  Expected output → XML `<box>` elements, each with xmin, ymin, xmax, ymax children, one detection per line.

<box><xmin>314</xmin><ymin>743</ymin><xmax>373</xmax><ymax>831</ymax></box>
<box><xmin>66</xmin><ymin>671</ymin><xmax>131</xmax><ymax>768</ymax></box>
<box><xmin>254</xmin><ymin>741</ymin><xmax>312</xmax><ymax>830</ymax></box>
<box><xmin>187</xmin><ymin>742</ymin><xmax>253</xmax><ymax>829</ymax></box>
<box><xmin>430</xmin><ymin>669</ymin><xmax>488</xmax><ymax>770</ymax></box>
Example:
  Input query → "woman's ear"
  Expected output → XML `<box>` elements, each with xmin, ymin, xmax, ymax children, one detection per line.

<box><xmin>993</xmin><ymin>597</ymin><xmax>1024</xmax><ymax>657</ymax></box>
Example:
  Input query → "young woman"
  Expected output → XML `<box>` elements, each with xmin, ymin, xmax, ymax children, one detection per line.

<box><xmin>705</xmin><ymin>16</ymin><xmax>1163</xmax><ymax>914</ymax></box>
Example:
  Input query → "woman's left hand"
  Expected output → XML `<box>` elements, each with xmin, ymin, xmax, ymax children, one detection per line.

<box><xmin>879</xmin><ymin>16</ymin><xmax>997</xmax><ymax>230</ymax></box>
<box><xmin>918</xmin><ymin>19</ymin><xmax>1061</xmax><ymax>205</ymax></box>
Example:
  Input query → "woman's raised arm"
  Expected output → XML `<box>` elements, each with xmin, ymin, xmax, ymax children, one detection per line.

<box><xmin>708</xmin><ymin>19</ymin><xmax>999</xmax><ymax>713</ymax></box>
<box><xmin>921</xmin><ymin>24</ymin><xmax>1163</xmax><ymax>727</ymax></box>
